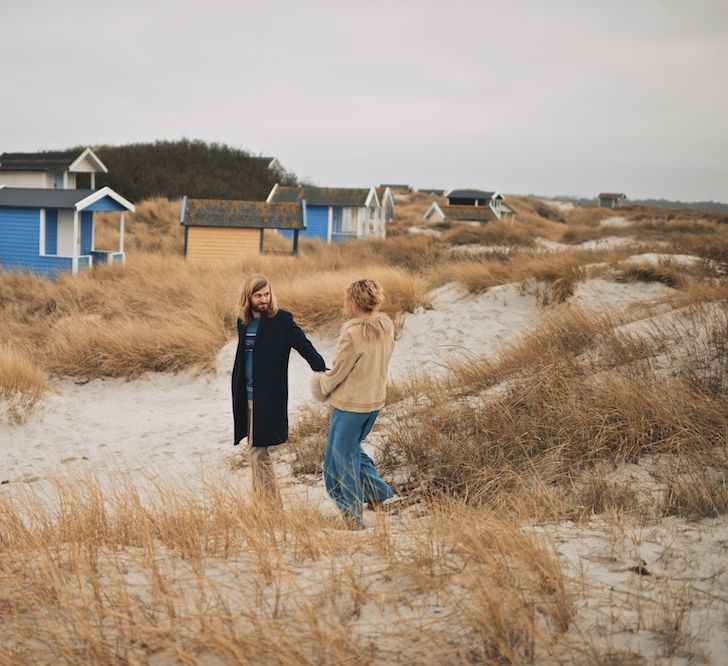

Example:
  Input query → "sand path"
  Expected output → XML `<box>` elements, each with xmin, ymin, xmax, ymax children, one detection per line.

<box><xmin>0</xmin><ymin>277</ymin><xmax>676</xmax><ymax>490</ymax></box>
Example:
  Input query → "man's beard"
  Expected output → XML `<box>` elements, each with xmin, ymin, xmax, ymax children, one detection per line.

<box><xmin>252</xmin><ymin>302</ymin><xmax>270</xmax><ymax>314</ymax></box>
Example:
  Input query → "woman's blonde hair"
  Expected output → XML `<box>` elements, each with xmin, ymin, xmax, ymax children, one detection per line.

<box><xmin>239</xmin><ymin>274</ymin><xmax>279</xmax><ymax>324</ymax></box>
<box><xmin>346</xmin><ymin>279</ymin><xmax>384</xmax><ymax>314</ymax></box>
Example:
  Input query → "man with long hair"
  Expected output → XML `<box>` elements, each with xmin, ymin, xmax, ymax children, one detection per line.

<box><xmin>232</xmin><ymin>274</ymin><xmax>326</xmax><ymax>506</ymax></box>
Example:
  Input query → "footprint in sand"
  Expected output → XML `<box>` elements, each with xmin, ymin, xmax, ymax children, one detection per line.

<box><xmin>60</xmin><ymin>456</ymin><xmax>77</xmax><ymax>464</ymax></box>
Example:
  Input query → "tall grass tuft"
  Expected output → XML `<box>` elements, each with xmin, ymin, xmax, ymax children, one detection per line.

<box><xmin>662</xmin><ymin>466</ymin><xmax>728</xmax><ymax>520</ymax></box>
<box><xmin>94</xmin><ymin>197</ymin><xmax>184</xmax><ymax>255</ymax></box>
<box><xmin>0</xmin><ymin>344</ymin><xmax>48</xmax><ymax>422</ymax></box>
<box><xmin>426</xmin><ymin>249</ymin><xmax>593</xmax><ymax>295</ymax></box>
<box><xmin>617</xmin><ymin>262</ymin><xmax>683</xmax><ymax>288</ymax></box>
<box><xmin>442</xmin><ymin>221</ymin><xmax>536</xmax><ymax>248</ymax></box>
<box><xmin>379</xmin><ymin>303</ymin><xmax>728</xmax><ymax>518</ymax></box>
<box><xmin>0</xmin><ymin>473</ymin><xmax>574</xmax><ymax>664</ymax></box>
<box><xmin>289</xmin><ymin>405</ymin><xmax>331</xmax><ymax>477</ymax></box>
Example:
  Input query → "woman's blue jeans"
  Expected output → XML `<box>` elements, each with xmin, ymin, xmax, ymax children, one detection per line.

<box><xmin>323</xmin><ymin>408</ymin><xmax>393</xmax><ymax>522</ymax></box>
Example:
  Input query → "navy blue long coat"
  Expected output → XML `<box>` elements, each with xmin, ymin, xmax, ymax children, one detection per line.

<box><xmin>232</xmin><ymin>309</ymin><xmax>326</xmax><ymax>447</ymax></box>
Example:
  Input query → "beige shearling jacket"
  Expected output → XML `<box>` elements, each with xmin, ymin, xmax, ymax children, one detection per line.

<box><xmin>312</xmin><ymin>313</ymin><xmax>394</xmax><ymax>413</ymax></box>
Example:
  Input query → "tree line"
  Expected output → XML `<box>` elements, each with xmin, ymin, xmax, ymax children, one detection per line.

<box><xmin>90</xmin><ymin>139</ymin><xmax>298</xmax><ymax>202</ymax></box>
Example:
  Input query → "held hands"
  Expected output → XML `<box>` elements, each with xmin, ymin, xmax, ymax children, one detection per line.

<box><xmin>310</xmin><ymin>373</ymin><xmax>329</xmax><ymax>403</ymax></box>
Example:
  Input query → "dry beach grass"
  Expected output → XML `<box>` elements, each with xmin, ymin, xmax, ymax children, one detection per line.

<box><xmin>1</xmin><ymin>197</ymin><xmax>728</xmax><ymax>663</ymax></box>
<box><xmin>0</xmin><ymin>345</ymin><xmax>47</xmax><ymax>423</ymax></box>
<box><xmin>0</xmin><ymin>475</ymin><xmax>580</xmax><ymax>665</ymax></box>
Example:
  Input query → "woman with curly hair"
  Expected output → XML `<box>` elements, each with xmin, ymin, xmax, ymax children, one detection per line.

<box><xmin>312</xmin><ymin>279</ymin><xmax>396</xmax><ymax>529</ymax></box>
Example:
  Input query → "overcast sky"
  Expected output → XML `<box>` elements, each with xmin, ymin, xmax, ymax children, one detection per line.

<box><xmin>3</xmin><ymin>0</ymin><xmax>727</xmax><ymax>201</ymax></box>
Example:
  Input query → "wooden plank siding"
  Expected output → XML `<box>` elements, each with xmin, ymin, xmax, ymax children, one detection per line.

<box><xmin>0</xmin><ymin>172</ymin><xmax>50</xmax><ymax>188</ymax></box>
<box><xmin>0</xmin><ymin>207</ymin><xmax>75</xmax><ymax>276</ymax></box>
<box><xmin>186</xmin><ymin>226</ymin><xmax>260</xmax><ymax>262</ymax></box>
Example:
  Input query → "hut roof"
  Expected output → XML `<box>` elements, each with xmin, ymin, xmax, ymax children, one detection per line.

<box><xmin>0</xmin><ymin>186</ymin><xmax>133</xmax><ymax>211</ymax></box>
<box><xmin>270</xmin><ymin>185</ymin><xmax>373</xmax><ymax>207</ymax></box>
<box><xmin>447</xmin><ymin>189</ymin><xmax>502</xmax><ymax>200</ymax></box>
<box><xmin>440</xmin><ymin>205</ymin><xmax>499</xmax><ymax>222</ymax></box>
<box><xmin>0</xmin><ymin>148</ymin><xmax>107</xmax><ymax>173</ymax></box>
<box><xmin>182</xmin><ymin>199</ymin><xmax>303</xmax><ymax>229</ymax></box>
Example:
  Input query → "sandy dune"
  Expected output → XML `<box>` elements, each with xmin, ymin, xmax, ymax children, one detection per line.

<box><xmin>2</xmin><ymin>264</ymin><xmax>727</xmax><ymax>663</ymax></box>
<box><xmin>0</xmin><ymin>276</ymin><xmax>685</xmax><ymax>488</ymax></box>
<box><xmin>0</xmin><ymin>281</ymin><xmax>541</xmax><ymax>488</ymax></box>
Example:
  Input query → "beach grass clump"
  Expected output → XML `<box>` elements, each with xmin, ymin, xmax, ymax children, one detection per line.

<box><xmin>94</xmin><ymin>196</ymin><xmax>184</xmax><ymax>255</ymax></box>
<box><xmin>381</xmin><ymin>370</ymin><xmax>725</xmax><ymax>515</ymax></box>
<box><xmin>0</xmin><ymin>344</ymin><xmax>48</xmax><ymax>422</ymax></box>
<box><xmin>289</xmin><ymin>404</ymin><xmax>331</xmax><ymax>477</ymax></box>
<box><xmin>632</xmin><ymin>216</ymin><xmax>719</xmax><ymax>237</ymax></box>
<box><xmin>672</xmin><ymin>233</ymin><xmax>728</xmax><ymax>268</ymax></box>
<box><xmin>276</xmin><ymin>264</ymin><xmax>426</xmax><ymax>334</ymax></box>
<box><xmin>565</xmin><ymin>472</ymin><xmax>646</xmax><ymax>521</ymax></box>
<box><xmin>442</xmin><ymin>221</ymin><xmax>535</xmax><ymax>248</ymax></box>
<box><xmin>617</xmin><ymin>262</ymin><xmax>684</xmax><ymax>289</ymax></box>
<box><xmin>43</xmin><ymin>255</ymin><xmax>237</xmax><ymax>378</ymax></box>
<box><xmin>531</xmin><ymin>199</ymin><xmax>568</xmax><ymax>223</ymax></box>
<box><xmin>379</xmin><ymin>302</ymin><xmax>728</xmax><ymax>517</ymax></box>
<box><xmin>566</xmin><ymin>205</ymin><xmax>624</xmax><ymax>227</ymax></box>
<box><xmin>502</xmin><ymin>197</ymin><xmax>569</xmax><ymax>239</ymax></box>
<box><xmin>0</xmin><ymin>244</ymin><xmax>429</xmax><ymax>382</ymax></box>
<box><xmin>391</xmin><ymin>190</ymin><xmax>443</xmax><ymax>227</ymax></box>
<box><xmin>663</xmin><ymin>470</ymin><xmax>728</xmax><ymax>521</ymax></box>
<box><xmin>362</xmin><ymin>234</ymin><xmax>448</xmax><ymax>270</ymax></box>
<box><xmin>662</xmin><ymin>468</ymin><xmax>728</xmax><ymax>520</ymax></box>
<box><xmin>427</xmin><ymin>249</ymin><xmax>592</xmax><ymax>295</ymax></box>
<box><xmin>0</xmin><ymin>473</ymin><xmax>573</xmax><ymax>664</ymax></box>
<box><xmin>47</xmin><ymin>313</ymin><xmax>227</xmax><ymax>378</ymax></box>
<box><xmin>560</xmin><ymin>225</ymin><xmax>616</xmax><ymax>244</ymax></box>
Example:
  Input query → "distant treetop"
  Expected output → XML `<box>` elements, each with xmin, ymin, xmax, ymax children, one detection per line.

<box><xmin>86</xmin><ymin>139</ymin><xmax>297</xmax><ymax>202</ymax></box>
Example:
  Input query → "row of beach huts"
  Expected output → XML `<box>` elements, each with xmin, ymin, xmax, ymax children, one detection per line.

<box><xmin>0</xmin><ymin>147</ymin><xmax>627</xmax><ymax>276</ymax></box>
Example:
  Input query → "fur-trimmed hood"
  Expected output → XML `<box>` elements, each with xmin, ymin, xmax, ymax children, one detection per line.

<box><xmin>340</xmin><ymin>312</ymin><xmax>393</xmax><ymax>341</ymax></box>
<box><xmin>312</xmin><ymin>312</ymin><xmax>395</xmax><ymax>412</ymax></box>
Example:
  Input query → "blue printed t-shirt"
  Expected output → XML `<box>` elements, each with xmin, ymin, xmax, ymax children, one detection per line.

<box><xmin>244</xmin><ymin>318</ymin><xmax>260</xmax><ymax>400</ymax></box>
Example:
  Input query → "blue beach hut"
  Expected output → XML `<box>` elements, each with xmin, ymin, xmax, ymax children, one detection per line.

<box><xmin>0</xmin><ymin>186</ymin><xmax>135</xmax><ymax>276</ymax></box>
<box><xmin>266</xmin><ymin>185</ymin><xmax>385</xmax><ymax>243</ymax></box>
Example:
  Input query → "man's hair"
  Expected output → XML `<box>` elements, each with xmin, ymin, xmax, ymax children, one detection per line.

<box><xmin>239</xmin><ymin>274</ymin><xmax>279</xmax><ymax>324</ymax></box>
<box><xmin>346</xmin><ymin>279</ymin><xmax>384</xmax><ymax>313</ymax></box>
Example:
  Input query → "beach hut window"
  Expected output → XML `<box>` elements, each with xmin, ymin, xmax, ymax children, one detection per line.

<box><xmin>333</xmin><ymin>207</ymin><xmax>357</xmax><ymax>233</ymax></box>
<box><xmin>332</xmin><ymin>207</ymin><xmax>343</xmax><ymax>232</ymax></box>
